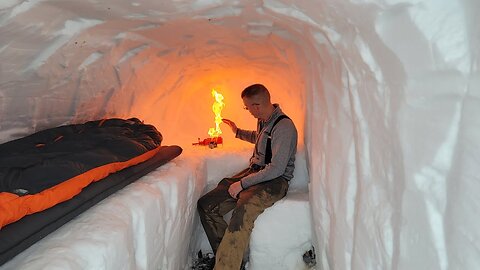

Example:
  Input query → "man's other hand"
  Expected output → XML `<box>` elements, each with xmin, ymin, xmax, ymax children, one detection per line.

<box><xmin>228</xmin><ymin>181</ymin><xmax>243</xmax><ymax>198</ymax></box>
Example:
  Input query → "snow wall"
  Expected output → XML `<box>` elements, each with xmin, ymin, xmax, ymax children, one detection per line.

<box><xmin>0</xmin><ymin>1</ymin><xmax>479</xmax><ymax>269</ymax></box>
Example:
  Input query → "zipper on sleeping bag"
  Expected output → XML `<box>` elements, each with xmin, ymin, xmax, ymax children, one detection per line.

<box><xmin>12</xmin><ymin>189</ymin><xmax>29</xmax><ymax>196</ymax></box>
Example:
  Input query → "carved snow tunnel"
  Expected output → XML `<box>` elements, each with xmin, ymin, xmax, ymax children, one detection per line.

<box><xmin>0</xmin><ymin>1</ymin><xmax>478</xmax><ymax>269</ymax></box>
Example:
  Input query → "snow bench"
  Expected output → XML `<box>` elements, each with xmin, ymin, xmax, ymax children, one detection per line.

<box><xmin>249</xmin><ymin>192</ymin><xmax>313</xmax><ymax>270</ymax></box>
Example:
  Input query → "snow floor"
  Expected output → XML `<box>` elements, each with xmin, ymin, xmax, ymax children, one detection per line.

<box><xmin>0</xmin><ymin>144</ymin><xmax>312</xmax><ymax>270</ymax></box>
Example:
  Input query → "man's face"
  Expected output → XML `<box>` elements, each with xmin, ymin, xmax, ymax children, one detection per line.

<box><xmin>242</xmin><ymin>95</ymin><xmax>266</xmax><ymax>120</ymax></box>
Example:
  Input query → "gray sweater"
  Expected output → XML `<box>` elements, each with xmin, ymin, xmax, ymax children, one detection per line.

<box><xmin>236</xmin><ymin>104</ymin><xmax>298</xmax><ymax>188</ymax></box>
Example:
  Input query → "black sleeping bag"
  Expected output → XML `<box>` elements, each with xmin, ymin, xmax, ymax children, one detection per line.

<box><xmin>0</xmin><ymin>117</ymin><xmax>162</xmax><ymax>195</ymax></box>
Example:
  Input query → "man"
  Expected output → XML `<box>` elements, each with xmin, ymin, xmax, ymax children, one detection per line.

<box><xmin>197</xmin><ymin>84</ymin><xmax>298</xmax><ymax>270</ymax></box>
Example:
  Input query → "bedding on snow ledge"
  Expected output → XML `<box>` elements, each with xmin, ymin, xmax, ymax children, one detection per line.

<box><xmin>0</xmin><ymin>150</ymin><xmax>203</xmax><ymax>270</ymax></box>
<box><xmin>1</xmin><ymin>146</ymin><xmax>311</xmax><ymax>270</ymax></box>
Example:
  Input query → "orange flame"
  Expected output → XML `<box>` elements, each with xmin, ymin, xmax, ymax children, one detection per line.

<box><xmin>208</xmin><ymin>89</ymin><xmax>225</xmax><ymax>137</ymax></box>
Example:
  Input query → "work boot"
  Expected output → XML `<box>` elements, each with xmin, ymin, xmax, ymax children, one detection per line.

<box><xmin>240</xmin><ymin>258</ymin><xmax>249</xmax><ymax>270</ymax></box>
<box><xmin>192</xmin><ymin>250</ymin><xmax>215</xmax><ymax>270</ymax></box>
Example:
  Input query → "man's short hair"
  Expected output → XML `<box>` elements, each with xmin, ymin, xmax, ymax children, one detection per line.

<box><xmin>241</xmin><ymin>84</ymin><xmax>271</xmax><ymax>101</ymax></box>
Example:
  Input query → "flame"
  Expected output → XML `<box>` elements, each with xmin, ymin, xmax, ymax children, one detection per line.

<box><xmin>208</xmin><ymin>89</ymin><xmax>225</xmax><ymax>137</ymax></box>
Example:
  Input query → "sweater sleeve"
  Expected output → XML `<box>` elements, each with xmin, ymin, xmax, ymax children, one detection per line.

<box><xmin>240</xmin><ymin>120</ymin><xmax>297</xmax><ymax>188</ymax></box>
<box><xmin>235</xmin><ymin>128</ymin><xmax>257</xmax><ymax>144</ymax></box>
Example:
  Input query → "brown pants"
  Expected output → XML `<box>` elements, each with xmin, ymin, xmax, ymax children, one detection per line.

<box><xmin>197</xmin><ymin>168</ymin><xmax>288</xmax><ymax>270</ymax></box>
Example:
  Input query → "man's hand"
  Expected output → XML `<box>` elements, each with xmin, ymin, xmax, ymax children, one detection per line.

<box><xmin>222</xmin><ymin>119</ymin><xmax>238</xmax><ymax>134</ymax></box>
<box><xmin>228</xmin><ymin>181</ymin><xmax>243</xmax><ymax>198</ymax></box>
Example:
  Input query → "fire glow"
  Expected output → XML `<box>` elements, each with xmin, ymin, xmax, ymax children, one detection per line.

<box><xmin>193</xmin><ymin>89</ymin><xmax>224</xmax><ymax>148</ymax></box>
<box><xmin>208</xmin><ymin>89</ymin><xmax>225</xmax><ymax>137</ymax></box>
